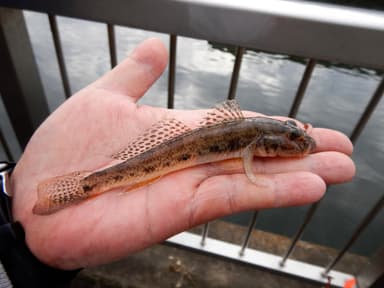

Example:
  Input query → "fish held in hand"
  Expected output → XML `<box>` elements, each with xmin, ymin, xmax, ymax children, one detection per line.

<box><xmin>33</xmin><ymin>100</ymin><xmax>316</xmax><ymax>215</ymax></box>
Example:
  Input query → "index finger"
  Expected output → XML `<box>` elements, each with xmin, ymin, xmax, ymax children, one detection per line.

<box><xmin>311</xmin><ymin>128</ymin><xmax>353</xmax><ymax>155</ymax></box>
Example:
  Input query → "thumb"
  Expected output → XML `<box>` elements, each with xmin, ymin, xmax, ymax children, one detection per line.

<box><xmin>93</xmin><ymin>38</ymin><xmax>168</xmax><ymax>102</ymax></box>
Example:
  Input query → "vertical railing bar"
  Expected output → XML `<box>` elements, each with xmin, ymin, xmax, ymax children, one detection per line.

<box><xmin>288</xmin><ymin>59</ymin><xmax>317</xmax><ymax>118</ymax></box>
<box><xmin>280</xmin><ymin>202</ymin><xmax>320</xmax><ymax>266</ymax></box>
<box><xmin>0</xmin><ymin>128</ymin><xmax>13</xmax><ymax>162</ymax></box>
<box><xmin>239</xmin><ymin>211</ymin><xmax>259</xmax><ymax>256</ymax></box>
<box><xmin>48</xmin><ymin>14</ymin><xmax>71</xmax><ymax>99</ymax></box>
<box><xmin>201</xmin><ymin>223</ymin><xmax>209</xmax><ymax>246</ymax></box>
<box><xmin>107</xmin><ymin>24</ymin><xmax>117</xmax><ymax>68</ymax></box>
<box><xmin>323</xmin><ymin>195</ymin><xmax>384</xmax><ymax>275</ymax></box>
<box><xmin>227</xmin><ymin>47</ymin><xmax>245</xmax><ymax>100</ymax></box>
<box><xmin>1</xmin><ymin>8</ymin><xmax>49</xmax><ymax>147</ymax></box>
<box><xmin>355</xmin><ymin>246</ymin><xmax>384</xmax><ymax>288</ymax></box>
<box><xmin>167</xmin><ymin>34</ymin><xmax>177</xmax><ymax>109</ymax></box>
<box><xmin>350</xmin><ymin>76</ymin><xmax>384</xmax><ymax>144</ymax></box>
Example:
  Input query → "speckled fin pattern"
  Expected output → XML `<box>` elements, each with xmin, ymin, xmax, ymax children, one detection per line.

<box><xmin>111</xmin><ymin>118</ymin><xmax>191</xmax><ymax>161</ymax></box>
<box><xmin>199</xmin><ymin>100</ymin><xmax>244</xmax><ymax>127</ymax></box>
<box><xmin>33</xmin><ymin>171</ymin><xmax>91</xmax><ymax>215</ymax></box>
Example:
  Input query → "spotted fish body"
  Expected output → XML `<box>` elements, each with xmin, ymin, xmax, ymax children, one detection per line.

<box><xmin>33</xmin><ymin>100</ymin><xmax>316</xmax><ymax>215</ymax></box>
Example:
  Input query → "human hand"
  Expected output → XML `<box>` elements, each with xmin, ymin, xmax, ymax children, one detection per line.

<box><xmin>10</xmin><ymin>38</ymin><xmax>355</xmax><ymax>269</ymax></box>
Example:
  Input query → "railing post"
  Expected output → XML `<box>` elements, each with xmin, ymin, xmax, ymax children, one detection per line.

<box><xmin>200</xmin><ymin>223</ymin><xmax>209</xmax><ymax>246</ymax></box>
<box><xmin>288</xmin><ymin>58</ymin><xmax>316</xmax><ymax>118</ymax></box>
<box><xmin>48</xmin><ymin>14</ymin><xmax>71</xmax><ymax>99</ymax></box>
<box><xmin>239</xmin><ymin>211</ymin><xmax>258</xmax><ymax>256</ymax></box>
<box><xmin>107</xmin><ymin>24</ymin><xmax>117</xmax><ymax>68</ymax></box>
<box><xmin>355</xmin><ymin>246</ymin><xmax>384</xmax><ymax>288</ymax></box>
<box><xmin>350</xmin><ymin>76</ymin><xmax>384</xmax><ymax>144</ymax></box>
<box><xmin>0</xmin><ymin>7</ymin><xmax>49</xmax><ymax>148</ymax></box>
<box><xmin>280</xmin><ymin>202</ymin><xmax>320</xmax><ymax>266</ymax></box>
<box><xmin>167</xmin><ymin>34</ymin><xmax>177</xmax><ymax>109</ymax></box>
<box><xmin>323</xmin><ymin>195</ymin><xmax>384</xmax><ymax>275</ymax></box>
<box><xmin>227</xmin><ymin>47</ymin><xmax>244</xmax><ymax>100</ymax></box>
<box><xmin>0</xmin><ymin>127</ymin><xmax>13</xmax><ymax>161</ymax></box>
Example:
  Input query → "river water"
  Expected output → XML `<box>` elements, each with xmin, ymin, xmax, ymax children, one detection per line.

<box><xmin>1</xmin><ymin>11</ymin><xmax>383</xmax><ymax>256</ymax></box>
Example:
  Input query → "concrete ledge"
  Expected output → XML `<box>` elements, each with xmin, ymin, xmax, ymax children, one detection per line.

<box><xmin>71</xmin><ymin>221</ymin><xmax>368</xmax><ymax>287</ymax></box>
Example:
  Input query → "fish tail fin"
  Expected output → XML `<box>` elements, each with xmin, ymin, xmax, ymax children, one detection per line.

<box><xmin>33</xmin><ymin>171</ymin><xmax>91</xmax><ymax>215</ymax></box>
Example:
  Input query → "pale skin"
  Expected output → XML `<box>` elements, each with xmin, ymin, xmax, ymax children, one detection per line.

<box><xmin>10</xmin><ymin>38</ymin><xmax>355</xmax><ymax>270</ymax></box>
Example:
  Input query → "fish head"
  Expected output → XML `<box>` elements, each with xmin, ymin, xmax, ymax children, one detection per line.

<box><xmin>277</xmin><ymin>120</ymin><xmax>316</xmax><ymax>156</ymax></box>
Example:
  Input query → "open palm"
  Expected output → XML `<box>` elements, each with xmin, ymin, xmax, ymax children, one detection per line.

<box><xmin>11</xmin><ymin>38</ymin><xmax>355</xmax><ymax>269</ymax></box>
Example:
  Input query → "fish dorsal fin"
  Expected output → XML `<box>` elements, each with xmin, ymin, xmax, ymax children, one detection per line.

<box><xmin>111</xmin><ymin>118</ymin><xmax>191</xmax><ymax>161</ymax></box>
<box><xmin>199</xmin><ymin>100</ymin><xmax>244</xmax><ymax>127</ymax></box>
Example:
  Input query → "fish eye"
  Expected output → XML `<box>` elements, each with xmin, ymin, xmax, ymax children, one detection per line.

<box><xmin>284</xmin><ymin>120</ymin><xmax>297</xmax><ymax>127</ymax></box>
<box><xmin>289</xmin><ymin>129</ymin><xmax>302</xmax><ymax>140</ymax></box>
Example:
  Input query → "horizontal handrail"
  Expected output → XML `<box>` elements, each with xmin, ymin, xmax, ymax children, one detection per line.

<box><xmin>1</xmin><ymin>0</ymin><xmax>384</xmax><ymax>69</ymax></box>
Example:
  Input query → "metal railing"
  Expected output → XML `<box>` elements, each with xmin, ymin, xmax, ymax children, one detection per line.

<box><xmin>1</xmin><ymin>1</ymin><xmax>384</xmax><ymax>287</ymax></box>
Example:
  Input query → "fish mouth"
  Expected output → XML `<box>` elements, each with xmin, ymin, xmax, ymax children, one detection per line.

<box><xmin>293</xmin><ymin>135</ymin><xmax>316</xmax><ymax>155</ymax></box>
<box><xmin>280</xmin><ymin>135</ymin><xmax>316</xmax><ymax>156</ymax></box>
<box><xmin>305</xmin><ymin>135</ymin><xmax>317</xmax><ymax>153</ymax></box>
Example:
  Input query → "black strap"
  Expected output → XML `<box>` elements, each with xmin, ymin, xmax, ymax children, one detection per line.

<box><xmin>0</xmin><ymin>222</ymin><xmax>23</xmax><ymax>251</ymax></box>
<box><xmin>0</xmin><ymin>161</ymin><xmax>15</xmax><ymax>224</ymax></box>
<box><xmin>0</xmin><ymin>222</ymin><xmax>81</xmax><ymax>288</ymax></box>
<box><xmin>0</xmin><ymin>162</ymin><xmax>81</xmax><ymax>287</ymax></box>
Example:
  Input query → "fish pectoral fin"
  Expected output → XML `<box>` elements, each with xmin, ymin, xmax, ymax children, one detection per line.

<box><xmin>242</xmin><ymin>137</ymin><xmax>262</xmax><ymax>184</ymax></box>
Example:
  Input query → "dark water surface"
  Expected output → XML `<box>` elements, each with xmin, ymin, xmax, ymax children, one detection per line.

<box><xmin>1</xmin><ymin>12</ymin><xmax>382</xmax><ymax>256</ymax></box>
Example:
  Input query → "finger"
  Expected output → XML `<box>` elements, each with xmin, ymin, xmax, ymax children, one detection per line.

<box><xmin>311</xmin><ymin>128</ymin><xmax>353</xmax><ymax>155</ymax></box>
<box><xmin>189</xmin><ymin>172</ymin><xmax>326</xmax><ymax>225</ymax></box>
<box><xmin>205</xmin><ymin>151</ymin><xmax>355</xmax><ymax>184</ymax></box>
<box><xmin>93</xmin><ymin>38</ymin><xmax>168</xmax><ymax>102</ymax></box>
<box><xmin>106</xmin><ymin>171</ymin><xmax>325</xmax><ymax>252</ymax></box>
